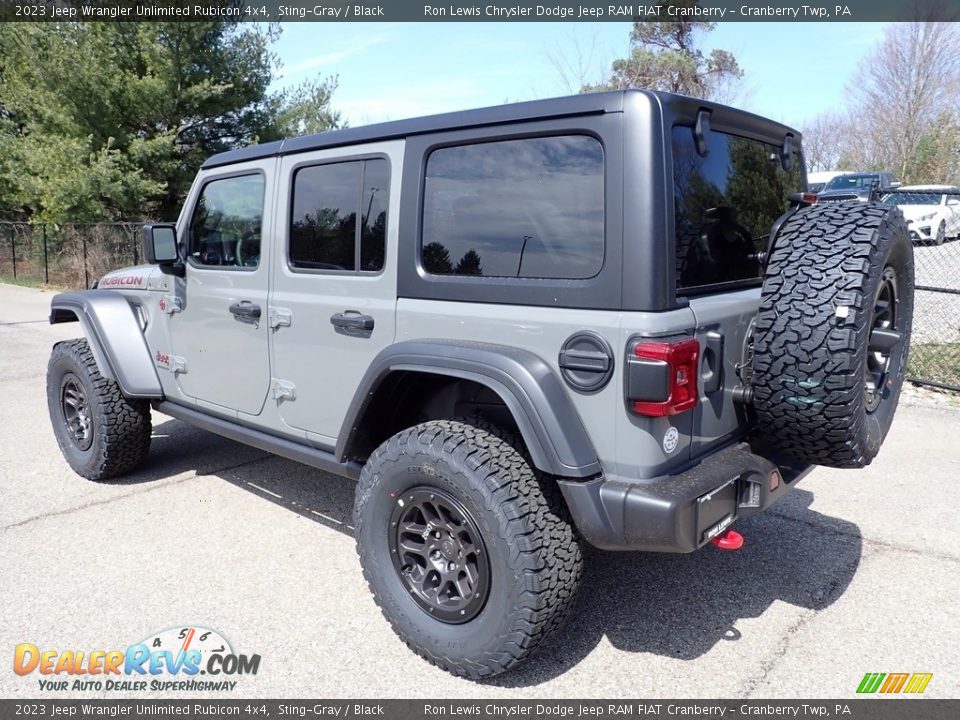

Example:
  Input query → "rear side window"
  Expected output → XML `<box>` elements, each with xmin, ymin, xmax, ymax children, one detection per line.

<box><xmin>289</xmin><ymin>158</ymin><xmax>389</xmax><ymax>273</ymax></box>
<box><xmin>673</xmin><ymin>126</ymin><xmax>803</xmax><ymax>292</ymax></box>
<box><xmin>421</xmin><ymin>136</ymin><xmax>604</xmax><ymax>279</ymax></box>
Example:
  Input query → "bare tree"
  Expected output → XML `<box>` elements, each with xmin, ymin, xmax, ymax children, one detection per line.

<box><xmin>847</xmin><ymin>22</ymin><xmax>960</xmax><ymax>182</ymax></box>
<box><xmin>545</xmin><ymin>29</ymin><xmax>611</xmax><ymax>95</ymax></box>
<box><xmin>801</xmin><ymin>111</ymin><xmax>849</xmax><ymax>172</ymax></box>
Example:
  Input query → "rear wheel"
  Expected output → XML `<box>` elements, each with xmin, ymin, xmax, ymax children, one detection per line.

<box><xmin>47</xmin><ymin>339</ymin><xmax>151</xmax><ymax>480</ymax></box>
<box><xmin>353</xmin><ymin>418</ymin><xmax>582</xmax><ymax>679</ymax></box>
<box><xmin>752</xmin><ymin>202</ymin><xmax>914</xmax><ymax>468</ymax></box>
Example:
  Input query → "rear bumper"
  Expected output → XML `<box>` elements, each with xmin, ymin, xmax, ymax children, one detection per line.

<box><xmin>558</xmin><ymin>443</ymin><xmax>811</xmax><ymax>552</ymax></box>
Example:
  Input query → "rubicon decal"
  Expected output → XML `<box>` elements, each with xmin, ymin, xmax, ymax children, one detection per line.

<box><xmin>856</xmin><ymin>672</ymin><xmax>933</xmax><ymax>694</ymax></box>
<box><xmin>97</xmin><ymin>274</ymin><xmax>147</xmax><ymax>289</ymax></box>
<box><xmin>13</xmin><ymin>626</ymin><xmax>260</xmax><ymax>692</ymax></box>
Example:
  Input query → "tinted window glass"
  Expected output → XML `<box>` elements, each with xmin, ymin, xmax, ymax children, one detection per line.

<box><xmin>421</xmin><ymin>136</ymin><xmax>604</xmax><ymax>279</ymax></box>
<box><xmin>289</xmin><ymin>158</ymin><xmax>389</xmax><ymax>272</ymax></box>
<box><xmin>189</xmin><ymin>174</ymin><xmax>264</xmax><ymax>268</ymax></box>
<box><xmin>823</xmin><ymin>174</ymin><xmax>878</xmax><ymax>190</ymax></box>
<box><xmin>290</xmin><ymin>162</ymin><xmax>361</xmax><ymax>271</ymax></box>
<box><xmin>673</xmin><ymin>126</ymin><xmax>804</xmax><ymax>291</ymax></box>
<box><xmin>360</xmin><ymin>159</ymin><xmax>389</xmax><ymax>272</ymax></box>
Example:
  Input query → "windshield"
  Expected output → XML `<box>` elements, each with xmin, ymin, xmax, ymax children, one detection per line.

<box><xmin>882</xmin><ymin>192</ymin><xmax>941</xmax><ymax>206</ymax></box>
<box><xmin>823</xmin><ymin>174</ymin><xmax>879</xmax><ymax>190</ymax></box>
<box><xmin>809</xmin><ymin>182</ymin><xmax>826</xmax><ymax>193</ymax></box>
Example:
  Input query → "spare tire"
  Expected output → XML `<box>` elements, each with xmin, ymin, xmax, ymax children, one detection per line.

<box><xmin>752</xmin><ymin>202</ymin><xmax>914</xmax><ymax>468</ymax></box>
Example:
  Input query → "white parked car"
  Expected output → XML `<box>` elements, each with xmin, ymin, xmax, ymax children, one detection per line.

<box><xmin>881</xmin><ymin>185</ymin><xmax>960</xmax><ymax>245</ymax></box>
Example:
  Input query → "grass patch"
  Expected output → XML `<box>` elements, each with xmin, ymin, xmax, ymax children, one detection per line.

<box><xmin>908</xmin><ymin>342</ymin><xmax>960</xmax><ymax>389</ymax></box>
<box><xmin>0</xmin><ymin>275</ymin><xmax>61</xmax><ymax>289</ymax></box>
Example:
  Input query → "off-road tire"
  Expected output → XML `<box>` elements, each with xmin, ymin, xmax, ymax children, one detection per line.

<box><xmin>47</xmin><ymin>339</ymin><xmax>152</xmax><ymax>480</ymax></box>
<box><xmin>752</xmin><ymin>202</ymin><xmax>914</xmax><ymax>468</ymax></box>
<box><xmin>353</xmin><ymin>418</ymin><xmax>583</xmax><ymax>679</ymax></box>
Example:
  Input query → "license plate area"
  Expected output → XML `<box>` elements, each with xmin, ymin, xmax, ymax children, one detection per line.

<box><xmin>696</xmin><ymin>476</ymin><xmax>739</xmax><ymax>546</ymax></box>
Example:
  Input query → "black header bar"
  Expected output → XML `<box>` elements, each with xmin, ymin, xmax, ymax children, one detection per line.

<box><xmin>2</xmin><ymin>0</ymin><xmax>959</xmax><ymax>22</ymax></box>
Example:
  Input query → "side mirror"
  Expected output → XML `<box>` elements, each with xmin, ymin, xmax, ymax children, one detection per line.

<box><xmin>889</xmin><ymin>181</ymin><xmax>902</xmax><ymax>189</ymax></box>
<box><xmin>947</xmin><ymin>198</ymin><xmax>960</xmax><ymax>206</ymax></box>
<box><xmin>142</xmin><ymin>223</ymin><xmax>184</xmax><ymax>276</ymax></box>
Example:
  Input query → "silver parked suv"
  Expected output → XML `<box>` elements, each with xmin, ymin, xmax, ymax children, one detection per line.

<box><xmin>46</xmin><ymin>90</ymin><xmax>915</xmax><ymax>678</ymax></box>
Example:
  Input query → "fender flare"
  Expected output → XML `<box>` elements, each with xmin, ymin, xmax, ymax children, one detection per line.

<box><xmin>49</xmin><ymin>291</ymin><xmax>163</xmax><ymax>399</ymax></box>
<box><xmin>336</xmin><ymin>340</ymin><xmax>601</xmax><ymax>478</ymax></box>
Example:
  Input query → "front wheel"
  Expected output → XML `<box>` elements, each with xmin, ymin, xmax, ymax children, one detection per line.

<box><xmin>935</xmin><ymin>221</ymin><xmax>946</xmax><ymax>246</ymax></box>
<box><xmin>353</xmin><ymin>419</ymin><xmax>583</xmax><ymax>679</ymax></box>
<box><xmin>47</xmin><ymin>339</ymin><xmax>152</xmax><ymax>480</ymax></box>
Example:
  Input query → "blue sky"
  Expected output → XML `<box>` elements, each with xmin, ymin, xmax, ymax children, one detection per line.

<box><xmin>270</xmin><ymin>22</ymin><xmax>890</xmax><ymax>130</ymax></box>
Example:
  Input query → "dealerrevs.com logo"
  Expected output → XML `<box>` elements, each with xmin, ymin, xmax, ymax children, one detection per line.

<box><xmin>13</xmin><ymin>626</ymin><xmax>260</xmax><ymax>692</ymax></box>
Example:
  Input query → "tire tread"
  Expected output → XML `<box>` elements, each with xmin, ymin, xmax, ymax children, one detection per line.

<box><xmin>353</xmin><ymin>418</ymin><xmax>582</xmax><ymax>679</ymax></box>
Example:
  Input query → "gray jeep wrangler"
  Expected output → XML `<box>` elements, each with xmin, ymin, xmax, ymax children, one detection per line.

<box><xmin>45</xmin><ymin>90</ymin><xmax>914</xmax><ymax>679</ymax></box>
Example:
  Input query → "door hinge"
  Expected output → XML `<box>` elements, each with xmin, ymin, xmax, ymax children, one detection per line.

<box><xmin>269</xmin><ymin>307</ymin><xmax>292</xmax><ymax>329</ymax></box>
<box><xmin>271</xmin><ymin>379</ymin><xmax>296</xmax><ymax>402</ymax></box>
<box><xmin>159</xmin><ymin>296</ymin><xmax>181</xmax><ymax>314</ymax></box>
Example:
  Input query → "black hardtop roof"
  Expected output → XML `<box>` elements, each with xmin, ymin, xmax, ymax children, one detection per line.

<box><xmin>201</xmin><ymin>89</ymin><xmax>800</xmax><ymax>169</ymax></box>
<box><xmin>202</xmin><ymin>90</ymin><xmax>627</xmax><ymax>169</ymax></box>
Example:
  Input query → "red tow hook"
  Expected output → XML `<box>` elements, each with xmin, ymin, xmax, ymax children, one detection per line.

<box><xmin>710</xmin><ymin>528</ymin><xmax>744</xmax><ymax>551</ymax></box>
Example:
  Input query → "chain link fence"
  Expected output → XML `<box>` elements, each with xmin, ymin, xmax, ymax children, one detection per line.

<box><xmin>0</xmin><ymin>222</ymin><xmax>142</xmax><ymax>290</ymax></box>
<box><xmin>0</xmin><ymin>220</ymin><xmax>957</xmax><ymax>392</ymax></box>
<box><xmin>910</xmin><ymin>236</ymin><xmax>960</xmax><ymax>391</ymax></box>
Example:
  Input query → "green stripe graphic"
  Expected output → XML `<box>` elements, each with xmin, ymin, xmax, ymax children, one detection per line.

<box><xmin>868</xmin><ymin>673</ymin><xmax>886</xmax><ymax>693</ymax></box>
<box><xmin>856</xmin><ymin>673</ymin><xmax>886</xmax><ymax>693</ymax></box>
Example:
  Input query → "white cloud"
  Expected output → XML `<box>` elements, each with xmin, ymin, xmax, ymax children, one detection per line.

<box><xmin>276</xmin><ymin>35</ymin><xmax>390</xmax><ymax>79</ymax></box>
<box><xmin>336</xmin><ymin>78</ymin><xmax>484</xmax><ymax>125</ymax></box>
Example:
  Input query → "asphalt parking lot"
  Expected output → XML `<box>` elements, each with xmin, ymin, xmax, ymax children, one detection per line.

<box><xmin>1</xmin><ymin>282</ymin><xmax>958</xmax><ymax>699</ymax></box>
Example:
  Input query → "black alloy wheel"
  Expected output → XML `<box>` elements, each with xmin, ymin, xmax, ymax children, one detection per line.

<box><xmin>388</xmin><ymin>486</ymin><xmax>490</xmax><ymax>624</ymax></box>
<box><xmin>865</xmin><ymin>267</ymin><xmax>902</xmax><ymax>413</ymax></box>
<box><xmin>60</xmin><ymin>373</ymin><xmax>93</xmax><ymax>451</ymax></box>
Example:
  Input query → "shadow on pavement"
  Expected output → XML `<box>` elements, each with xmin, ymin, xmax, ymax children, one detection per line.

<box><xmin>139</xmin><ymin>419</ymin><xmax>862</xmax><ymax>686</ymax></box>
<box><xmin>490</xmin><ymin>488</ymin><xmax>862</xmax><ymax>687</ymax></box>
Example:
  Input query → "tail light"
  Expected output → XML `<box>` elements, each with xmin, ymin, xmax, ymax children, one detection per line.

<box><xmin>788</xmin><ymin>191</ymin><xmax>820</xmax><ymax>206</ymax></box>
<box><xmin>627</xmin><ymin>338</ymin><xmax>700</xmax><ymax>417</ymax></box>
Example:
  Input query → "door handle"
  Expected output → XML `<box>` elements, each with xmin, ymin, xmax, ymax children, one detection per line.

<box><xmin>229</xmin><ymin>301</ymin><xmax>261</xmax><ymax>322</ymax></box>
<box><xmin>330</xmin><ymin>312</ymin><xmax>374</xmax><ymax>333</ymax></box>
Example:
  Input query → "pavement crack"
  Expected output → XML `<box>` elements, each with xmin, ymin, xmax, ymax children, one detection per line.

<box><xmin>769</xmin><ymin>510</ymin><xmax>960</xmax><ymax>564</ymax></box>
<box><xmin>1</xmin><ymin>454</ymin><xmax>269</xmax><ymax>532</ymax></box>
<box><xmin>740</xmin><ymin>608</ymin><xmax>818</xmax><ymax>698</ymax></box>
<box><xmin>0</xmin><ymin>319</ymin><xmax>49</xmax><ymax>326</ymax></box>
<box><xmin>740</xmin><ymin>539</ymin><xmax>863</xmax><ymax>698</ymax></box>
